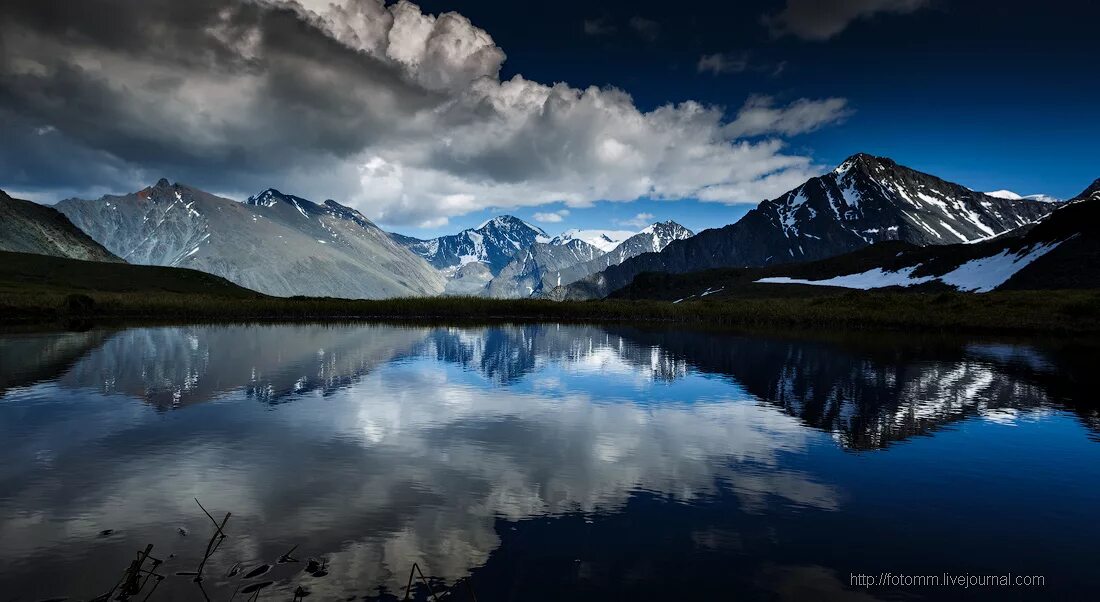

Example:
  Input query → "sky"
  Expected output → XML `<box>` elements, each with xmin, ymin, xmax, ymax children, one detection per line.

<box><xmin>0</xmin><ymin>0</ymin><xmax>1097</xmax><ymax>239</ymax></box>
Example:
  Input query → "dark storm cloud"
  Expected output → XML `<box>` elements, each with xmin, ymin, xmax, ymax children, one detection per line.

<box><xmin>0</xmin><ymin>109</ymin><xmax>143</xmax><ymax>197</ymax></box>
<box><xmin>765</xmin><ymin>0</ymin><xmax>930</xmax><ymax>40</ymax></box>
<box><xmin>0</xmin><ymin>0</ymin><xmax>436</xmax><ymax>192</ymax></box>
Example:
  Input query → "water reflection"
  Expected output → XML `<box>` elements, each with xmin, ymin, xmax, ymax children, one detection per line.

<box><xmin>0</xmin><ymin>324</ymin><xmax>1097</xmax><ymax>600</ymax></box>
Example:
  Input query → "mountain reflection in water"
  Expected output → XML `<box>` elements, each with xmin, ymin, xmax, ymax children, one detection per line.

<box><xmin>0</xmin><ymin>324</ymin><xmax>1097</xmax><ymax>601</ymax></box>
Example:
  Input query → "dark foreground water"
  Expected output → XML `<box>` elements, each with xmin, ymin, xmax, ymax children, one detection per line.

<box><xmin>1</xmin><ymin>324</ymin><xmax>1098</xmax><ymax>601</ymax></box>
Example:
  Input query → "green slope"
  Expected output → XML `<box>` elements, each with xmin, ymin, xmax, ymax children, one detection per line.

<box><xmin>0</xmin><ymin>250</ymin><xmax>262</xmax><ymax>298</ymax></box>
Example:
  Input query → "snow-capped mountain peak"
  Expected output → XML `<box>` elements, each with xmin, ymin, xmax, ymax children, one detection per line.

<box><xmin>246</xmin><ymin>188</ymin><xmax>314</xmax><ymax>211</ymax></box>
<box><xmin>611</xmin><ymin>221</ymin><xmax>694</xmax><ymax>257</ymax></box>
<box><xmin>247</xmin><ymin>188</ymin><xmax>282</xmax><ymax>205</ymax></box>
<box><xmin>985</xmin><ymin>189</ymin><xmax>1024</xmax><ymax>200</ymax></box>
<box><xmin>394</xmin><ymin>214</ymin><xmax>549</xmax><ymax>274</ymax></box>
<box><xmin>550</xmin><ymin>229</ymin><xmax>635</xmax><ymax>252</ymax></box>
<box><xmin>476</xmin><ymin>215</ymin><xmax>549</xmax><ymax>243</ymax></box>
<box><xmin>760</xmin><ymin>153</ymin><xmax>1056</xmax><ymax>251</ymax></box>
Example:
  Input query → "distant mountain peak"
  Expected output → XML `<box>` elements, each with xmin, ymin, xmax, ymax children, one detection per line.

<box><xmin>476</xmin><ymin>215</ymin><xmax>546</xmax><ymax>235</ymax></box>
<box><xmin>246</xmin><ymin>188</ymin><xmax>289</xmax><ymax>207</ymax></box>
<box><xmin>154</xmin><ymin>178</ymin><xmax>172</xmax><ymax>188</ymax></box>
<box><xmin>396</xmin><ymin>214</ymin><xmax>551</xmax><ymax>274</ymax></box>
<box><xmin>640</xmin><ymin>220</ymin><xmax>688</xmax><ymax>234</ymax></box>
<box><xmin>985</xmin><ymin>189</ymin><xmax>1023</xmax><ymax>200</ymax></box>
<box><xmin>551</xmin><ymin>228</ymin><xmax>635</xmax><ymax>252</ymax></box>
<box><xmin>834</xmin><ymin>153</ymin><xmax>895</xmax><ymax>177</ymax></box>
<box><xmin>477</xmin><ymin>215</ymin><xmax>515</xmax><ymax>228</ymax></box>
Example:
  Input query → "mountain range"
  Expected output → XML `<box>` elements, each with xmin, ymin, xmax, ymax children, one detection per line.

<box><xmin>550</xmin><ymin>229</ymin><xmax>636</xmax><ymax>252</ymax></box>
<box><xmin>387</xmin><ymin>215</ymin><xmax>694</xmax><ymax>297</ymax></box>
<box><xmin>55</xmin><ymin>181</ymin><xmax>445</xmax><ymax>299</ymax></box>
<box><xmin>612</xmin><ymin>178</ymin><xmax>1100</xmax><ymax>301</ymax></box>
<box><xmin>2</xmin><ymin>152</ymin><xmax>1088</xmax><ymax>302</ymax></box>
<box><xmin>553</xmin><ymin>153</ymin><xmax>1058</xmax><ymax>299</ymax></box>
<box><xmin>391</xmin><ymin>216</ymin><xmax>551</xmax><ymax>275</ymax></box>
<box><xmin>481</xmin><ymin>221</ymin><xmax>695</xmax><ymax>298</ymax></box>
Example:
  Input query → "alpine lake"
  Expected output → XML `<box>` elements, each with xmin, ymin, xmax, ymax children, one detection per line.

<box><xmin>1</xmin><ymin>322</ymin><xmax>1097</xmax><ymax>601</ymax></box>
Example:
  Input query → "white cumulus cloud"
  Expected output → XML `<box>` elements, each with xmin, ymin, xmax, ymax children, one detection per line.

<box><xmin>723</xmin><ymin>95</ymin><xmax>852</xmax><ymax>138</ymax></box>
<box><xmin>0</xmin><ymin>0</ymin><xmax>854</xmax><ymax>228</ymax></box>
<box><xmin>617</xmin><ymin>212</ymin><xmax>656</xmax><ymax>228</ymax></box>
<box><xmin>533</xmin><ymin>209</ymin><xmax>569</xmax><ymax>223</ymax></box>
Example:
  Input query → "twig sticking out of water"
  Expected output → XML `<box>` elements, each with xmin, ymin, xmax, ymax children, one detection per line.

<box><xmin>191</xmin><ymin>498</ymin><xmax>231</xmax><ymax>586</ymax></box>
<box><xmin>91</xmin><ymin>544</ymin><xmax>164</xmax><ymax>602</ymax></box>
<box><xmin>278</xmin><ymin>544</ymin><xmax>299</xmax><ymax>564</ymax></box>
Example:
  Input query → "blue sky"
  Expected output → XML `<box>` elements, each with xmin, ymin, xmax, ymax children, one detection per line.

<box><xmin>397</xmin><ymin>0</ymin><xmax>1100</xmax><ymax>238</ymax></box>
<box><xmin>2</xmin><ymin>0</ymin><xmax>1096</xmax><ymax>240</ymax></box>
<box><xmin>433</xmin><ymin>0</ymin><xmax>1098</xmax><ymax>197</ymax></box>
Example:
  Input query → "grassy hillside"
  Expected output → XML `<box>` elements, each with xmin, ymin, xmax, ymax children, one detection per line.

<box><xmin>0</xmin><ymin>250</ymin><xmax>261</xmax><ymax>298</ymax></box>
<box><xmin>2</xmin><ymin>251</ymin><xmax>1098</xmax><ymax>334</ymax></box>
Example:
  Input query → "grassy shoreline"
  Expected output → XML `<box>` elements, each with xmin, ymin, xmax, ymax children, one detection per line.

<box><xmin>4</xmin><ymin>287</ymin><xmax>1099</xmax><ymax>335</ymax></box>
<box><xmin>2</xmin><ymin>250</ymin><xmax>1097</xmax><ymax>334</ymax></box>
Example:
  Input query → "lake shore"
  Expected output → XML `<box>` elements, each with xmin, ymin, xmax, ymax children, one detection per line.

<box><xmin>4</xmin><ymin>287</ymin><xmax>1099</xmax><ymax>335</ymax></box>
<box><xmin>3</xmin><ymin>250</ymin><xmax>1097</xmax><ymax>334</ymax></box>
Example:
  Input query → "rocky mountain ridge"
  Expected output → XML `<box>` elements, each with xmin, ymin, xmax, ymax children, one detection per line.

<box><xmin>553</xmin><ymin>153</ymin><xmax>1058</xmax><ymax>299</ymax></box>
<box><xmin>56</xmin><ymin>181</ymin><xmax>444</xmax><ymax>298</ymax></box>
<box><xmin>393</xmin><ymin>216</ymin><xmax>550</xmax><ymax>275</ymax></box>
<box><xmin>0</xmin><ymin>189</ymin><xmax>123</xmax><ymax>263</ymax></box>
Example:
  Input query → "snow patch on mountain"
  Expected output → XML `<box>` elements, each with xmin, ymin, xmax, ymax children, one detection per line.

<box><xmin>985</xmin><ymin>190</ymin><xmax>1024</xmax><ymax>200</ymax></box>
<box><xmin>757</xmin><ymin>239</ymin><xmax>1067</xmax><ymax>293</ymax></box>
<box><xmin>985</xmin><ymin>190</ymin><xmax>1060</xmax><ymax>203</ymax></box>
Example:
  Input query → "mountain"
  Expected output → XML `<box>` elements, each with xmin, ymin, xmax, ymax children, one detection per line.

<box><xmin>55</xmin><ymin>180</ymin><xmax>444</xmax><ymax>299</ymax></box>
<box><xmin>394</xmin><ymin>216</ymin><xmax>549</xmax><ymax>275</ymax></box>
<box><xmin>484</xmin><ymin>221</ymin><xmax>694</xmax><ymax>298</ymax></box>
<box><xmin>554</xmin><ymin>154</ymin><xmax>1057</xmax><ymax>299</ymax></box>
<box><xmin>611</xmin><ymin>178</ymin><xmax>1100</xmax><ymax>300</ymax></box>
<box><xmin>484</xmin><ymin>239</ymin><xmax>605</xmax><ymax>298</ymax></box>
<box><xmin>594</xmin><ymin>221</ymin><xmax>696</xmax><ymax>266</ymax></box>
<box><xmin>533</xmin><ymin>221</ymin><xmax>695</xmax><ymax>294</ymax></box>
<box><xmin>0</xmin><ymin>189</ymin><xmax>122</xmax><ymax>263</ymax></box>
<box><xmin>550</xmin><ymin>229</ymin><xmax>635</xmax><ymax>252</ymax></box>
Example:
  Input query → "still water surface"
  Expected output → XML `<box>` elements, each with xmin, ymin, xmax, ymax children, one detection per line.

<box><xmin>1</xmin><ymin>324</ymin><xmax>1098</xmax><ymax>600</ymax></box>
